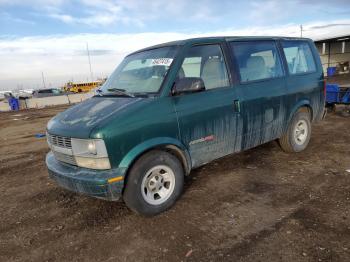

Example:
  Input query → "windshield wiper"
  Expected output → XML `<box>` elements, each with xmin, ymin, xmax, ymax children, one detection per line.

<box><xmin>132</xmin><ymin>92</ymin><xmax>152</xmax><ymax>98</ymax></box>
<box><xmin>106</xmin><ymin>88</ymin><xmax>135</xmax><ymax>98</ymax></box>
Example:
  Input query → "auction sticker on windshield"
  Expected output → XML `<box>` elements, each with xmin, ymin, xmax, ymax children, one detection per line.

<box><xmin>151</xmin><ymin>58</ymin><xmax>173</xmax><ymax>66</ymax></box>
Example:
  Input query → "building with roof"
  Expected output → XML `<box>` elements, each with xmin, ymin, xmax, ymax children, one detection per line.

<box><xmin>314</xmin><ymin>35</ymin><xmax>350</xmax><ymax>77</ymax></box>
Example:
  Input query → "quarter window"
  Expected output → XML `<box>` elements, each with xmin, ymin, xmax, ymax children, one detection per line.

<box><xmin>282</xmin><ymin>41</ymin><xmax>316</xmax><ymax>75</ymax></box>
<box><xmin>177</xmin><ymin>45</ymin><xmax>229</xmax><ymax>90</ymax></box>
<box><xmin>230</xmin><ymin>41</ymin><xmax>283</xmax><ymax>83</ymax></box>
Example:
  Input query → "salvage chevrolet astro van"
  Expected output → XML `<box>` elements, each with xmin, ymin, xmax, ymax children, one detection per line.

<box><xmin>46</xmin><ymin>37</ymin><xmax>325</xmax><ymax>215</ymax></box>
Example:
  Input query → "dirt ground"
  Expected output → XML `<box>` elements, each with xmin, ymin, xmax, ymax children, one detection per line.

<box><xmin>0</xmin><ymin>105</ymin><xmax>349</xmax><ymax>262</ymax></box>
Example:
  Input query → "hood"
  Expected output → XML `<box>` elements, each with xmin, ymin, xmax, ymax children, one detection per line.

<box><xmin>47</xmin><ymin>96</ymin><xmax>145</xmax><ymax>138</ymax></box>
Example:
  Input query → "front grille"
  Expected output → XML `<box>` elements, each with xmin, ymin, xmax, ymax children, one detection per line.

<box><xmin>48</xmin><ymin>134</ymin><xmax>72</xmax><ymax>149</ymax></box>
<box><xmin>52</xmin><ymin>151</ymin><xmax>77</xmax><ymax>166</ymax></box>
<box><xmin>47</xmin><ymin>133</ymin><xmax>76</xmax><ymax>166</ymax></box>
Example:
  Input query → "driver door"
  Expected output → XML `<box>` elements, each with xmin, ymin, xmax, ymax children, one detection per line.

<box><xmin>172</xmin><ymin>43</ymin><xmax>243</xmax><ymax>168</ymax></box>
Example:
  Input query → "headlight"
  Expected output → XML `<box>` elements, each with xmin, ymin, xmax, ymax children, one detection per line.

<box><xmin>87</xmin><ymin>141</ymin><xmax>97</xmax><ymax>155</ymax></box>
<box><xmin>74</xmin><ymin>157</ymin><xmax>111</xmax><ymax>170</ymax></box>
<box><xmin>71</xmin><ymin>138</ymin><xmax>111</xmax><ymax>170</ymax></box>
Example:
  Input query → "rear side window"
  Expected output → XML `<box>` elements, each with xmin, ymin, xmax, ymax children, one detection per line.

<box><xmin>281</xmin><ymin>41</ymin><xmax>316</xmax><ymax>75</ymax></box>
<box><xmin>230</xmin><ymin>41</ymin><xmax>283</xmax><ymax>83</ymax></box>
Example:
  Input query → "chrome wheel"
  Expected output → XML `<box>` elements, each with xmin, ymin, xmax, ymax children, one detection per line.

<box><xmin>141</xmin><ymin>165</ymin><xmax>176</xmax><ymax>205</ymax></box>
<box><xmin>294</xmin><ymin>119</ymin><xmax>308</xmax><ymax>145</ymax></box>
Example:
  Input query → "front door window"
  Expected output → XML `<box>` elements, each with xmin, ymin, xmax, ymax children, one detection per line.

<box><xmin>177</xmin><ymin>44</ymin><xmax>230</xmax><ymax>90</ymax></box>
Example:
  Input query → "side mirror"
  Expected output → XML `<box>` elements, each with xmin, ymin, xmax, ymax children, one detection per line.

<box><xmin>172</xmin><ymin>77</ymin><xmax>205</xmax><ymax>95</ymax></box>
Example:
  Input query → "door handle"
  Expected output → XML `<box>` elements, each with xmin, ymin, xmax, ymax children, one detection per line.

<box><xmin>233</xmin><ymin>100</ymin><xmax>241</xmax><ymax>113</ymax></box>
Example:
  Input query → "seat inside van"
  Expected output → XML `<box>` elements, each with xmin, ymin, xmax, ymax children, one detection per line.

<box><xmin>240</xmin><ymin>56</ymin><xmax>269</xmax><ymax>82</ymax></box>
<box><xmin>201</xmin><ymin>57</ymin><xmax>228</xmax><ymax>89</ymax></box>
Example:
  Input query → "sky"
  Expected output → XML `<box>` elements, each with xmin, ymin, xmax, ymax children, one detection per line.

<box><xmin>0</xmin><ymin>0</ymin><xmax>350</xmax><ymax>90</ymax></box>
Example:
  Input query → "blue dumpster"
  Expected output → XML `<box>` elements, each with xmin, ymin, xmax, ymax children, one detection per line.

<box><xmin>326</xmin><ymin>84</ymin><xmax>340</xmax><ymax>103</ymax></box>
<box><xmin>9</xmin><ymin>97</ymin><xmax>20</xmax><ymax>111</ymax></box>
<box><xmin>327</xmin><ymin>67</ymin><xmax>336</xmax><ymax>77</ymax></box>
<box><xmin>341</xmin><ymin>89</ymin><xmax>350</xmax><ymax>103</ymax></box>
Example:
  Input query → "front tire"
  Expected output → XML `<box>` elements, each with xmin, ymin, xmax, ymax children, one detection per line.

<box><xmin>123</xmin><ymin>150</ymin><xmax>184</xmax><ymax>216</ymax></box>
<box><xmin>279</xmin><ymin>109</ymin><xmax>312</xmax><ymax>152</ymax></box>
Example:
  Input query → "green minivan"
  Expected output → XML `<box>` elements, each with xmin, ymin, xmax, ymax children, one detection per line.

<box><xmin>46</xmin><ymin>36</ymin><xmax>325</xmax><ymax>215</ymax></box>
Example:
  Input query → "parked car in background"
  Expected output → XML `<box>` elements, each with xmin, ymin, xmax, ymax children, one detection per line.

<box><xmin>46</xmin><ymin>36</ymin><xmax>325</xmax><ymax>216</ymax></box>
<box><xmin>32</xmin><ymin>88</ymin><xmax>64</xmax><ymax>98</ymax></box>
<box><xmin>0</xmin><ymin>91</ymin><xmax>13</xmax><ymax>101</ymax></box>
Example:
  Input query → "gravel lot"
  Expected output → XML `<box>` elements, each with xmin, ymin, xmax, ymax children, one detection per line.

<box><xmin>0</xmin><ymin>105</ymin><xmax>349</xmax><ymax>262</ymax></box>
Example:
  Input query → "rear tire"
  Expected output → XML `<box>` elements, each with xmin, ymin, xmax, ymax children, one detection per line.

<box><xmin>123</xmin><ymin>150</ymin><xmax>184</xmax><ymax>216</ymax></box>
<box><xmin>279</xmin><ymin>110</ymin><xmax>311</xmax><ymax>153</ymax></box>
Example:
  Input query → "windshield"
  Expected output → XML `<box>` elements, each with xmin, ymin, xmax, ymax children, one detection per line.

<box><xmin>99</xmin><ymin>46</ymin><xmax>178</xmax><ymax>96</ymax></box>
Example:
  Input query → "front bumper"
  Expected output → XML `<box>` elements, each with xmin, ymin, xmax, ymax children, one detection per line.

<box><xmin>46</xmin><ymin>151</ymin><xmax>126</xmax><ymax>201</ymax></box>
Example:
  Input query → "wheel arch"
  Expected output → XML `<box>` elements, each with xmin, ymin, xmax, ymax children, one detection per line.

<box><xmin>288</xmin><ymin>100</ymin><xmax>314</xmax><ymax>125</ymax></box>
<box><xmin>118</xmin><ymin>137</ymin><xmax>192</xmax><ymax>182</ymax></box>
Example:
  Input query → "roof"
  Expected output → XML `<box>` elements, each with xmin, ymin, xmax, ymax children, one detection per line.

<box><xmin>129</xmin><ymin>36</ymin><xmax>311</xmax><ymax>55</ymax></box>
<box><xmin>314</xmin><ymin>34</ymin><xmax>350</xmax><ymax>43</ymax></box>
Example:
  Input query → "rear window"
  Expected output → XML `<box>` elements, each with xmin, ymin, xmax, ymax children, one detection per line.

<box><xmin>281</xmin><ymin>41</ymin><xmax>316</xmax><ymax>75</ymax></box>
<box><xmin>230</xmin><ymin>41</ymin><xmax>283</xmax><ymax>83</ymax></box>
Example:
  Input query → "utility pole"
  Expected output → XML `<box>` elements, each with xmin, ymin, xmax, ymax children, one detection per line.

<box><xmin>41</xmin><ymin>71</ymin><xmax>46</xmax><ymax>89</ymax></box>
<box><xmin>86</xmin><ymin>42</ymin><xmax>93</xmax><ymax>82</ymax></box>
<box><xmin>300</xmin><ymin>24</ymin><xmax>303</xmax><ymax>38</ymax></box>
